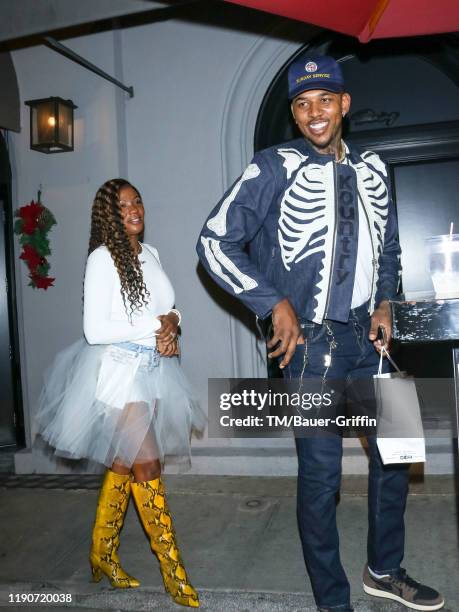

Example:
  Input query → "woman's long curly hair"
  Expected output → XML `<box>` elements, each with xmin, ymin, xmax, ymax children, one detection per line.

<box><xmin>88</xmin><ymin>178</ymin><xmax>149</xmax><ymax>316</ymax></box>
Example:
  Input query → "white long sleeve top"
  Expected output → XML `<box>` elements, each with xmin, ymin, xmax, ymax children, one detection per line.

<box><xmin>83</xmin><ymin>243</ymin><xmax>175</xmax><ymax>347</ymax></box>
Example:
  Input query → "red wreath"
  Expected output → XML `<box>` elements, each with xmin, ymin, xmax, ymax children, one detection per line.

<box><xmin>14</xmin><ymin>199</ymin><xmax>56</xmax><ymax>290</ymax></box>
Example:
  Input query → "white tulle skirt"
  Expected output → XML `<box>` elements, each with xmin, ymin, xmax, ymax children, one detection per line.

<box><xmin>35</xmin><ymin>339</ymin><xmax>206</xmax><ymax>471</ymax></box>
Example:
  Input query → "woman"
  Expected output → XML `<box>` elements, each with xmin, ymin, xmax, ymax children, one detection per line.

<box><xmin>35</xmin><ymin>178</ymin><xmax>205</xmax><ymax>608</ymax></box>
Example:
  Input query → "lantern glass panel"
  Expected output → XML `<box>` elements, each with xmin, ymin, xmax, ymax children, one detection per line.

<box><xmin>32</xmin><ymin>100</ymin><xmax>57</xmax><ymax>148</ymax></box>
<box><xmin>58</xmin><ymin>102</ymin><xmax>73</xmax><ymax>148</ymax></box>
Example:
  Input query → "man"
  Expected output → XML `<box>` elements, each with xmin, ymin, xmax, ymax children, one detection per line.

<box><xmin>197</xmin><ymin>53</ymin><xmax>443</xmax><ymax>612</ymax></box>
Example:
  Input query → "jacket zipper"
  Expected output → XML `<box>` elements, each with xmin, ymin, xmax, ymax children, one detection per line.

<box><xmin>358</xmin><ymin>190</ymin><xmax>377</xmax><ymax>311</ymax></box>
<box><xmin>323</xmin><ymin>161</ymin><xmax>338</xmax><ymax>320</ymax></box>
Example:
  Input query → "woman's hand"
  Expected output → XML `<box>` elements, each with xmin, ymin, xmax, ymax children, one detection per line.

<box><xmin>157</xmin><ymin>311</ymin><xmax>179</xmax><ymax>341</ymax></box>
<box><xmin>157</xmin><ymin>337</ymin><xmax>179</xmax><ymax>357</ymax></box>
<box><xmin>156</xmin><ymin>311</ymin><xmax>180</xmax><ymax>356</ymax></box>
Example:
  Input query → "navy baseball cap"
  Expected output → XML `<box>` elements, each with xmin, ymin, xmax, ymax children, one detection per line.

<box><xmin>288</xmin><ymin>54</ymin><xmax>344</xmax><ymax>100</ymax></box>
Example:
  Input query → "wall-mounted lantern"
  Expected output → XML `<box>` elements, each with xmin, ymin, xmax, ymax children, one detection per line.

<box><xmin>25</xmin><ymin>97</ymin><xmax>77</xmax><ymax>153</ymax></box>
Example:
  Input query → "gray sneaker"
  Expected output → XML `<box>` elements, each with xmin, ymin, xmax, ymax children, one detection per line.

<box><xmin>363</xmin><ymin>565</ymin><xmax>444</xmax><ymax>610</ymax></box>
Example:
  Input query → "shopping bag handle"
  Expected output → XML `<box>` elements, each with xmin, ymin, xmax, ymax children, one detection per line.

<box><xmin>378</xmin><ymin>346</ymin><xmax>403</xmax><ymax>375</ymax></box>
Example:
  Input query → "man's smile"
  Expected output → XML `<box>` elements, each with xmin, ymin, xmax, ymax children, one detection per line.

<box><xmin>308</xmin><ymin>120</ymin><xmax>328</xmax><ymax>134</ymax></box>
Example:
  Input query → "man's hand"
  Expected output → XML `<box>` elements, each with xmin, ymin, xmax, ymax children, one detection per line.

<box><xmin>369</xmin><ymin>300</ymin><xmax>392</xmax><ymax>353</ymax></box>
<box><xmin>267</xmin><ymin>298</ymin><xmax>303</xmax><ymax>369</ymax></box>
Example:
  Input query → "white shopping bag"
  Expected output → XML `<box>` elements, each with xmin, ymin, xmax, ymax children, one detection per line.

<box><xmin>95</xmin><ymin>345</ymin><xmax>141</xmax><ymax>409</ymax></box>
<box><xmin>374</xmin><ymin>347</ymin><xmax>425</xmax><ymax>465</ymax></box>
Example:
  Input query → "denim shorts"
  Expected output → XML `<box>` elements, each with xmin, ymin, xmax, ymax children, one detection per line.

<box><xmin>115</xmin><ymin>341</ymin><xmax>160</xmax><ymax>371</ymax></box>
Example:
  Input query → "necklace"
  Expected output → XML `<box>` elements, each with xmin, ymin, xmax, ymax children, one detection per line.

<box><xmin>337</xmin><ymin>141</ymin><xmax>346</xmax><ymax>163</ymax></box>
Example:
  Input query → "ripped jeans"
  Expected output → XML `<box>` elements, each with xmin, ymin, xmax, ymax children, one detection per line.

<box><xmin>283</xmin><ymin>302</ymin><xmax>409</xmax><ymax>610</ymax></box>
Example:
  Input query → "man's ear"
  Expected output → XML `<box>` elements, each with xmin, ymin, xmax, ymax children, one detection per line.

<box><xmin>341</xmin><ymin>93</ymin><xmax>351</xmax><ymax>117</ymax></box>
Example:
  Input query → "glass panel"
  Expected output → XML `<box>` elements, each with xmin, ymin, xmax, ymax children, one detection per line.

<box><xmin>31</xmin><ymin>107</ymin><xmax>38</xmax><ymax>145</ymax></box>
<box><xmin>57</xmin><ymin>102</ymin><xmax>72</xmax><ymax>148</ymax></box>
<box><xmin>343</xmin><ymin>56</ymin><xmax>459</xmax><ymax>133</ymax></box>
<box><xmin>34</xmin><ymin>100</ymin><xmax>57</xmax><ymax>147</ymax></box>
<box><xmin>394</xmin><ymin>158</ymin><xmax>459</xmax><ymax>296</ymax></box>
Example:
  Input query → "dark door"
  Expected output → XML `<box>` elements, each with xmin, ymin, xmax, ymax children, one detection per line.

<box><xmin>0</xmin><ymin>132</ymin><xmax>23</xmax><ymax>447</ymax></box>
<box><xmin>0</xmin><ymin>195</ymin><xmax>16</xmax><ymax>445</ymax></box>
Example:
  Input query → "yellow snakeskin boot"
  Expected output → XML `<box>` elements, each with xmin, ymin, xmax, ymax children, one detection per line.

<box><xmin>89</xmin><ymin>470</ymin><xmax>140</xmax><ymax>588</ymax></box>
<box><xmin>131</xmin><ymin>477</ymin><xmax>199</xmax><ymax>607</ymax></box>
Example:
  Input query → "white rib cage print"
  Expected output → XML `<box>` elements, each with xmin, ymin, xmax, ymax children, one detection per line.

<box><xmin>277</xmin><ymin>148</ymin><xmax>390</xmax><ymax>320</ymax></box>
<box><xmin>352</xmin><ymin>151</ymin><xmax>390</xmax><ymax>262</ymax></box>
<box><xmin>278</xmin><ymin>162</ymin><xmax>335</xmax><ymax>272</ymax></box>
<box><xmin>278</xmin><ymin>160</ymin><xmax>336</xmax><ymax>322</ymax></box>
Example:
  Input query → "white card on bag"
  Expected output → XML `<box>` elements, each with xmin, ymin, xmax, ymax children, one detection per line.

<box><xmin>376</xmin><ymin>436</ymin><xmax>426</xmax><ymax>465</ymax></box>
<box><xmin>95</xmin><ymin>346</ymin><xmax>141</xmax><ymax>409</ymax></box>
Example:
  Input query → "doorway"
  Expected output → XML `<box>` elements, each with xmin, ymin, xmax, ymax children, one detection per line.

<box><xmin>0</xmin><ymin>131</ymin><xmax>24</xmax><ymax>449</ymax></box>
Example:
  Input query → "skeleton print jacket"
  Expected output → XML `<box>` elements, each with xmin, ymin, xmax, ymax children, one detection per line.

<box><xmin>197</xmin><ymin>138</ymin><xmax>401</xmax><ymax>324</ymax></box>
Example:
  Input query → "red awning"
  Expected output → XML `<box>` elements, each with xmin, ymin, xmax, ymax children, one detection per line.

<box><xmin>225</xmin><ymin>0</ymin><xmax>459</xmax><ymax>43</ymax></box>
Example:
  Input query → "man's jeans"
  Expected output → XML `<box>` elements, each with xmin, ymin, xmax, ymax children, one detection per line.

<box><xmin>284</xmin><ymin>302</ymin><xmax>409</xmax><ymax>610</ymax></box>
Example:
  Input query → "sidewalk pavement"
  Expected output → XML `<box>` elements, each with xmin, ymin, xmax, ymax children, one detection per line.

<box><xmin>0</xmin><ymin>474</ymin><xmax>457</xmax><ymax>611</ymax></box>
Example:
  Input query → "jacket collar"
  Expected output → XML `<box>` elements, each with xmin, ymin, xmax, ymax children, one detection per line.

<box><xmin>288</xmin><ymin>137</ymin><xmax>349</xmax><ymax>164</ymax></box>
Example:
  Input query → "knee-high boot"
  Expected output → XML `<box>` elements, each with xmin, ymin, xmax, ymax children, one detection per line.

<box><xmin>131</xmin><ymin>477</ymin><xmax>199</xmax><ymax>607</ymax></box>
<box><xmin>89</xmin><ymin>470</ymin><xmax>140</xmax><ymax>588</ymax></box>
